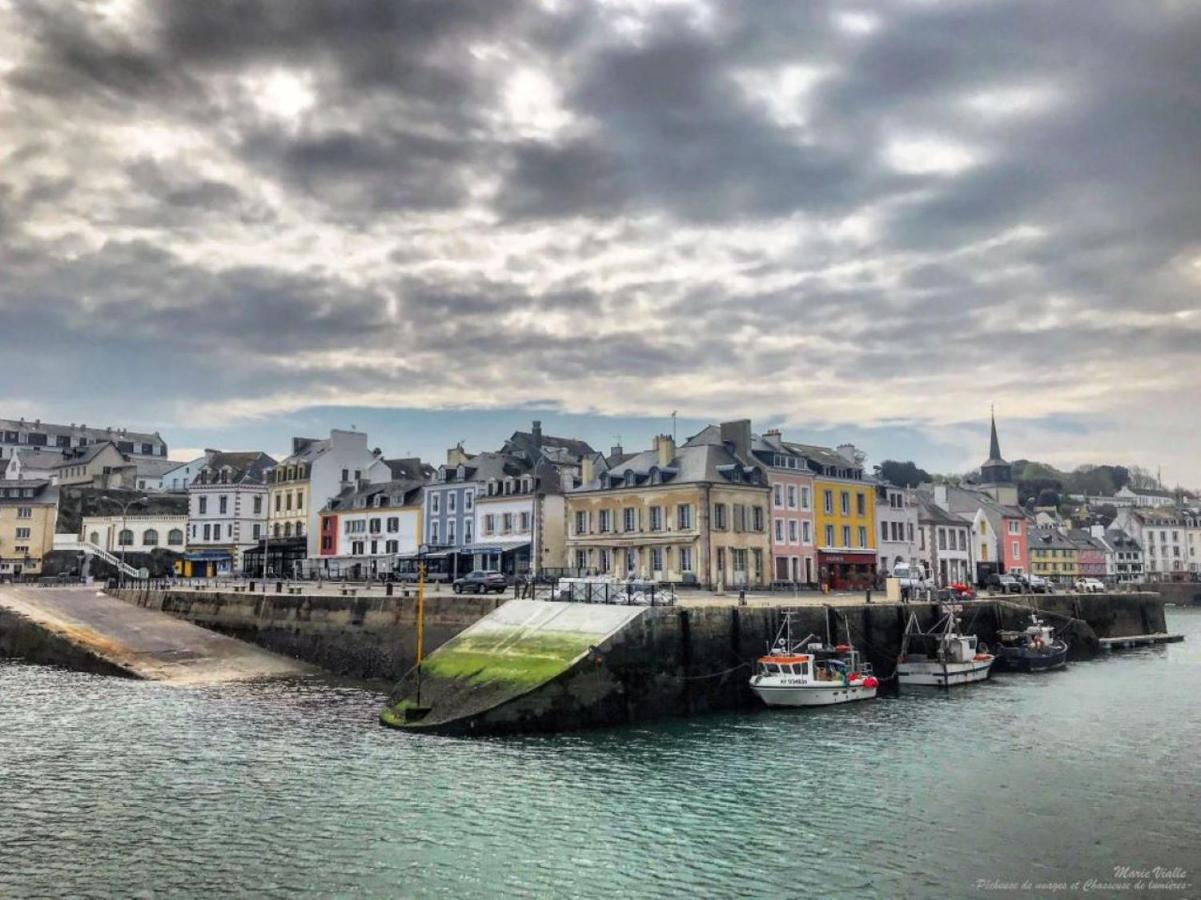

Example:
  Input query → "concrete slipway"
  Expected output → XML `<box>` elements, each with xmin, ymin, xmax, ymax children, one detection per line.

<box><xmin>0</xmin><ymin>585</ymin><xmax>312</xmax><ymax>683</ymax></box>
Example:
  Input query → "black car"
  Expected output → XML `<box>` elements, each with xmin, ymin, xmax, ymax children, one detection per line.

<box><xmin>452</xmin><ymin>570</ymin><xmax>508</xmax><ymax>594</ymax></box>
<box><xmin>987</xmin><ymin>573</ymin><xmax>1021</xmax><ymax>594</ymax></box>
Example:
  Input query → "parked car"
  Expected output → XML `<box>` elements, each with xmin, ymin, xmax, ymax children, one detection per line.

<box><xmin>987</xmin><ymin>573</ymin><xmax>1021</xmax><ymax>594</ymax></box>
<box><xmin>1075</xmin><ymin>578</ymin><xmax>1105</xmax><ymax>593</ymax></box>
<box><xmin>452</xmin><ymin>570</ymin><xmax>508</xmax><ymax>594</ymax></box>
<box><xmin>1013</xmin><ymin>573</ymin><xmax>1050</xmax><ymax>593</ymax></box>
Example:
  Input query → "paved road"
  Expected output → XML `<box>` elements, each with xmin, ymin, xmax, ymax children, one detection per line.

<box><xmin>0</xmin><ymin>585</ymin><xmax>314</xmax><ymax>683</ymax></box>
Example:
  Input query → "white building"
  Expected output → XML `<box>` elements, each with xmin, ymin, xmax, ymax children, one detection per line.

<box><xmin>80</xmin><ymin>514</ymin><xmax>189</xmax><ymax>554</ymax></box>
<box><xmin>913</xmin><ymin>494</ymin><xmax>973</xmax><ymax>584</ymax></box>
<box><xmin>161</xmin><ymin>452</ymin><xmax>216</xmax><ymax>493</ymax></box>
<box><xmin>1113</xmin><ymin>507</ymin><xmax>1188</xmax><ymax>577</ymax></box>
<box><xmin>311</xmin><ymin>478</ymin><xmax>426</xmax><ymax>578</ymax></box>
<box><xmin>875</xmin><ymin>483</ymin><xmax>918</xmax><ymax>574</ymax></box>
<box><xmin>186</xmin><ymin>451</ymin><xmax>274</xmax><ymax>574</ymax></box>
<box><xmin>1</xmin><ymin>418</ymin><xmax>168</xmax><ymax>464</ymax></box>
<box><xmin>3</xmin><ymin>448</ymin><xmax>64</xmax><ymax>482</ymax></box>
<box><xmin>1115</xmin><ymin>485</ymin><xmax>1178</xmax><ymax>508</ymax></box>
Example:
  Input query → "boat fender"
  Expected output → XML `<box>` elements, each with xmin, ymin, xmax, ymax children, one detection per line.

<box><xmin>863</xmin><ymin>676</ymin><xmax>879</xmax><ymax>689</ymax></box>
<box><xmin>835</xmin><ymin>643</ymin><xmax>851</xmax><ymax>653</ymax></box>
<box><xmin>973</xmin><ymin>653</ymin><xmax>991</xmax><ymax>661</ymax></box>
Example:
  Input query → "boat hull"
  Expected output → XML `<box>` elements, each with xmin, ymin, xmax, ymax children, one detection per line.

<box><xmin>896</xmin><ymin>658</ymin><xmax>993</xmax><ymax>687</ymax></box>
<box><xmin>751</xmin><ymin>682</ymin><xmax>877</xmax><ymax>707</ymax></box>
<box><xmin>993</xmin><ymin>643</ymin><xmax>1068</xmax><ymax>673</ymax></box>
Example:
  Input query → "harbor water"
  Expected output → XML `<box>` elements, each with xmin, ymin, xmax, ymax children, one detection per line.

<box><xmin>2</xmin><ymin>609</ymin><xmax>1199</xmax><ymax>898</ymax></box>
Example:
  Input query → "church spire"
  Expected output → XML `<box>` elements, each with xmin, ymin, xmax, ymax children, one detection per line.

<box><xmin>989</xmin><ymin>404</ymin><xmax>1002</xmax><ymax>462</ymax></box>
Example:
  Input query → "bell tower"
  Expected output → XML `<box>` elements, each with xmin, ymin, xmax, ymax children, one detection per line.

<box><xmin>980</xmin><ymin>407</ymin><xmax>1017</xmax><ymax>506</ymax></box>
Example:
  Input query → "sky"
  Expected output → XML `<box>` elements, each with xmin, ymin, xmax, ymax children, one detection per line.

<box><xmin>1</xmin><ymin>0</ymin><xmax>1198</xmax><ymax>483</ymax></box>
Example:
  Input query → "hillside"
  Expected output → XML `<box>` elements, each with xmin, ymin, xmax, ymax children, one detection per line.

<box><xmin>54</xmin><ymin>486</ymin><xmax>188</xmax><ymax>536</ymax></box>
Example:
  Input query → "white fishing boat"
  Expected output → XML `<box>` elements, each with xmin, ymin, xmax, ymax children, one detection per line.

<box><xmin>750</xmin><ymin>612</ymin><xmax>879</xmax><ymax>707</ymax></box>
<box><xmin>896</xmin><ymin>607</ymin><xmax>994</xmax><ymax>687</ymax></box>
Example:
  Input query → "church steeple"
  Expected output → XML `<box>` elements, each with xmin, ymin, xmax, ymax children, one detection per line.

<box><xmin>981</xmin><ymin>406</ymin><xmax>1012</xmax><ymax>486</ymax></box>
<box><xmin>988</xmin><ymin>405</ymin><xmax>1003</xmax><ymax>463</ymax></box>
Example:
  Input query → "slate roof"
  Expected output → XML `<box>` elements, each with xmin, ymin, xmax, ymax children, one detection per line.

<box><xmin>0</xmin><ymin>479</ymin><xmax>59</xmax><ymax>505</ymax></box>
<box><xmin>505</xmin><ymin>430</ymin><xmax>595</xmax><ymax>462</ymax></box>
<box><xmin>1028</xmin><ymin>528</ymin><xmax>1078</xmax><ymax>551</ymax></box>
<box><xmin>0</xmin><ymin>418</ymin><xmax>164</xmax><ymax>448</ymax></box>
<box><xmin>55</xmin><ymin>441</ymin><xmax>123</xmax><ymax>467</ymax></box>
<box><xmin>385</xmin><ymin>457</ymin><xmax>435</xmax><ymax>481</ymax></box>
<box><xmin>193</xmin><ymin>451</ymin><xmax>276</xmax><ymax>486</ymax></box>
<box><xmin>11</xmin><ymin>448</ymin><xmax>65</xmax><ymax>468</ymax></box>
<box><xmin>322</xmin><ymin>478</ymin><xmax>425</xmax><ymax>513</ymax></box>
<box><xmin>913</xmin><ymin>493</ymin><xmax>966</xmax><ymax>527</ymax></box>
<box><xmin>574</xmin><ymin>441</ymin><xmax>763</xmax><ymax>492</ymax></box>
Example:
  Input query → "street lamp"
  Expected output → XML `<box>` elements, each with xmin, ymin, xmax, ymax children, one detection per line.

<box><xmin>116</xmin><ymin>496</ymin><xmax>145</xmax><ymax>588</ymax></box>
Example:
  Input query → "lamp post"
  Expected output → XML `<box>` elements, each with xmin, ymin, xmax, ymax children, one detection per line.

<box><xmin>116</xmin><ymin>496</ymin><xmax>145</xmax><ymax>588</ymax></box>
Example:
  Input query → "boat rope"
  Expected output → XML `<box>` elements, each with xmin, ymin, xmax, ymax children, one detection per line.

<box><xmin>674</xmin><ymin>661</ymin><xmax>751</xmax><ymax>681</ymax></box>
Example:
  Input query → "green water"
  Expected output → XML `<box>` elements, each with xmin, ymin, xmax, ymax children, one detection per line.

<box><xmin>2</xmin><ymin>610</ymin><xmax>1199</xmax><ymax>899</ymax></box>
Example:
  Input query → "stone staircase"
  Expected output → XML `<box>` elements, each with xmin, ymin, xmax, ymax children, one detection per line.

<box><xmin>52</xmin><ymin>535</ymin><xmax>141</xmax><ymax>579</ymax></box>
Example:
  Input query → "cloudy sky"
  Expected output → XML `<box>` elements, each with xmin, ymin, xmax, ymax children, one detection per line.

<box><xmin>2</xmin><ymin>0</ymin><xmax>1198</xmax><ymax>482</ymax></box>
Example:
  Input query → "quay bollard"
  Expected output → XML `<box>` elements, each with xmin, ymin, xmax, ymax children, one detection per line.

<box><xmin>276</xmin><ymin>581</ymin><xmax>282</xmax><ymax>594</ymax></box>
<box><xmin>386</xmin><ymin>583</ymin><xmax>394</xmax><ymax>597</ymax></box>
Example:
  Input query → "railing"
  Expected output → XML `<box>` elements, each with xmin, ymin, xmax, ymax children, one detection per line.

<box><xmin>524</xmin><ymin>578</ymin><xmax>676</xmax><ymax>606</ymax></box>
<box><xmin>54</xmin><ymin>538</ymin><xmax>140</xmax><ymax>579</ymax></box>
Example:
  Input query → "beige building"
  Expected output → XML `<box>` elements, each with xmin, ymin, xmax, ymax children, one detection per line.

<box><xmin>566</xmin><ymin>422</ymin><xmax>771</xmax><ymax>589</ymax></box>
<box><xmin>0</xmin><ymin>480</ymin><xmax>59</xmax><ymax>578</ymax></box>
<box><xmin>54</xmin><ymin>442</ymin><xmax>132</xmax><ymax>488</ymax></box>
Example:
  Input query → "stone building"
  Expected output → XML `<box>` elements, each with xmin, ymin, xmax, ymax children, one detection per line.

<box><xmin>566</xmin><ymin>421</ymin><xmax>771</xmax><ymax>589</ymax></box>
<box><xmin>0</xmin><ymin>480</ymin><xmax>59</xmax><ymax>578</ymax></box>
<box><xmin>184</xmin><ymin>451</ymin><xmax>275</xmax><ymax>576</ymax></box>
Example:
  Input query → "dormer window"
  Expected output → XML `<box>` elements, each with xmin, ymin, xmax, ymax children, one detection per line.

<box><xmin>624</xmin><ymin>470</ymin><xmax>636</xmax><ymax>487</ymax></box>
<box><xmin>456</xmin><ymin>465</ymin><xmax>466</xmax><ymax>480</ymax></box>
<box><xmin>439</xmin><ymin>466</ymin><xmax>447</xmax><ymax>482</ymax></box>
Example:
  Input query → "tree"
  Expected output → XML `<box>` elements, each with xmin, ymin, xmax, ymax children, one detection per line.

<box><xmin>878</xmin><ymin>460</ymin><xmax>933</xmax><ymax>488</ymax></box>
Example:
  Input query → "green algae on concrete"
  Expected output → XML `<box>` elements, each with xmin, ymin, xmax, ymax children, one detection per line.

<box><xmin>422</xmin><ymin>633</ymin><xmax>598</xmax><ymax>687</ymax></box>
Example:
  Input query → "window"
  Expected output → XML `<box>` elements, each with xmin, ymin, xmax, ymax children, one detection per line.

<box><xmin>274</xmin><ymin>493</ymin><xmax>281</xmax><ymax>512</ymax></box>
<box><xmin>219</xmin><ymin>495</ymin><xmax>228</xmax><ymax>514</ymax></box>
<box><xmin>1008</xmin><ymin>520</ymin><xmax>1020</xmax><ymax>535</ymax></box>
<box><xmin>464</xmin><ymin>521</ymin><xmax>473</xmax><ymax>543</ymax></box>
<box><xmin>341</xmin><ymin>468</ymin><xmax>349</xmax><ymax>482</ymax></box>
<box><xmin>575</xmin><ymin>510</ymin><xmax>588</xmax><ymax>535</ymax></box>
<box><xmin>253</xmin><ymin>496</ymin><xmax>262</xmax><ymax>515</ymax></box>
<box><xmin>938</xmin><ymin>528</ymin><xmax>947</xmax><ymax>551</ymax></box>
<box><xmin>841</xmin><ymin>491</ymin><xmax>850</xmax><ymax>515</ymax></box>
<box><xmin>649</xmin><ymin>506</ymin><xmax>663</xmax><ymax>531</ymax></box>
<box><xmin>598</xmin><ymin>549</ymin><xmax>611</xmax><ymax>574</ymax></box>
<box><xmin>465</xmin><ymin>491</ymin><xmax>474</xmax><ymax>510</ymax></box>
<box><xmin>775</xmin><ymin>519</ymin><xmax>784</xmax><ymax>542</ymax></box>
<box><xmin>623</xmin><ymin>507</ymin><xmax>637</xmax><ymax>532</ymax></box>
<box><xmin>651</xmin><ymin>547</ymin><xmax>663</xmax><ymax>571</ymax></box>
<box><xmin>958</xmin><ymin>530</ymin><xmax>967</xmax><ymax>552</ymax></box>
<box><xmin>296</xmin><ymin>493</ymin><xmax>302</xmax><ymax>511</ymax></box>
<box><xmin>575</xmin><ymin>550</ymin><xmax>588</xmax><ymax>569</ymax></box>
<box><xmin>680</xmin><ymin>547</ymin><xmax>693</xmax><ymax>572</ymax></box>
<box><xmin>502</xmin><ymin>513</ymin><xmax>513</xmax><ymax>533</ymax></box>
<box><xmin>484</xmin><ymin>515</ymin><xmax>496</xmax><ymax>535</ymax></box>
<box><xmin>369</xmin><ymin>518</ymin><xmax>382</xmax><ymax>534</ymax></box>
<box><xmin>773</xmin><ymin>484</ymin><xmax>783</xmax><ymax>507</ymax></box>
<box><xmin>857</xmin><ymin>526</ymin><xmax>867</xmax><ymax>548</ymax></box>
<box><xmin>15</xmin><ymin>527</ymin><xmax>30</xmax><ymax>539</ymax></box>
<box><xmin>788</xmin><ymin>520</ymin><xmax>798</xmax><ymax>543</ymax></box>
<box><xmin>143</xmin><ymin>529</ymin><xmax>158</xmax><ymax>546</ymax></box>
<box><xmin>448</xmin><ymin>520</ymin><xmax>456</xmax><ymax>544</ymax></box>
<box><xmin>432</xmin><ymin>494</ymin><xmax>440</xmax><ymax>514</ymax></box>
<box><xmin>199</xmin><ymin>497</ymin><xmax>208</xmax><ymax>514</ymax></box>
<box><xmin>431</xmin><ymin>522</ymin><xmax>440</xmax><ymax>543</ymax></box>
<box><xmin>448</xmin><ymin>494</ymin><xmax>456</xmax><ymax>513</ymax></box>
<box><xmin>823</xmin><ymin>490</ymin><xmax>833</xmax><ymax>514</ymax></box>
<box><xmin>203</xmin><ymin>524</ymin><xmax>212</xmax><ymax>541</ymax></box>
<box><xmin>784</xmin><ymin>485</ymin><xmax>796</xmax><ymax>509</ymax></box>
<box><xmin>842</xmin><ymin>525</ymin><xmax>851</xmax><ymax>547</ymax></box>
<box><xmin>599</xmin><ymin>509</ymin><xmax>612</xmax><ymax>533</ymax></box>
<box><xmin>677</xmin><ymin>504</ymin><xmax>692</xmax><ymax>529</ymax></box>
<box><xmin>16</xmin><ymin>506</ymin><xmax>32</xmax><ymax>519</ymax></box>
<box><xmin>881</xmin><ymin>522</ymin><xmax>889</xmax><ymax>542</ymax></box>
<box><xmin>274</xmin><ymin>523</ymin><xmax>281</xmax><ymax>537</ymax></box>
<box><xmin>252</xmin><ymin>524</ymin><xmax>261</xmax><ymax>540</ymax></box>
<box><xmin>89</xmin><ymin>531</ymin><xmax>100</xmax><ymax>544</ymax></box>
<box><xmin>825</xmin><ymin>524</ymin><xmax>835</xmax><ymax>546</ymax></box>
<box><xmin>520</xmin><ymin>511</ymin><xmax>531</xmax><ymax>532</ymax></box>
<box><xmin>713</xmin><ymin>504</ymin><xmax>727</xmax><ymax>530</ymax></box>
<box><xmin>800</xmin><ymin>486</ymin><xmax>811</xmax><ymax>511</ymax></box>
<box><xmin>802</xmin><ymin>521</ymin><xmax>811</xmax><ymax>544</ymax></box>
<box><xmin>733</xmin><ymin>504</ymin><xmax>746</xmax><ymax>532</ymax></box>
<box><xmin>856</xmin><ymin>493</ymin><xmax>866</xmax><ymax>516</ymax></box>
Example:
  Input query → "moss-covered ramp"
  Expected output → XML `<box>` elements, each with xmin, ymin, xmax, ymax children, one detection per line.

<box><xmin>380</xmin><ymin>600</ymin><xmax>646</xmax><ymax>735</ymax></box>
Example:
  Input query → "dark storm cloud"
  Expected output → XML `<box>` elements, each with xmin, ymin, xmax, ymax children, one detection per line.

<box><xmin>0</xmin><ymin>0</ymin><xmax>1199</xmax><ymax>469</ymax></box>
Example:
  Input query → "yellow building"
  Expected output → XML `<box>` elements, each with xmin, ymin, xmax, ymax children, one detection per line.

<box><xmin>0</xmin><ymin>480</ymin><xmax>59</xmax><ymax>578</ymax></box>
<box><xmin>565</xmin><ymin>424</ymin><xmax>771</xmax><ymax>589</ymax></box>
<box><xmin>792</xmin><ymin>443</ymin><xmax>878</xmax><ymax>589</ymax></box>
<box><xmin>1028</xmin><ymin>528</ymin><xmax>1080</xmax><ymax>584</ymax></box>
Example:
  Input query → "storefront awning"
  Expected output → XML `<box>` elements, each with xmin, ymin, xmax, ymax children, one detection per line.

<box><xmin>460</xmin><ymin>540</ymin><xmax>531</xmax><ymax>554</ymax></box>
<box><xmin>397</xmin><ymin>549</ymin><xmax>455</xmax><ymax>560</ymax></box>
<box><xmin>817</xmin><ymin>551</ymin><xmax>878</xmax><ymax>564</ymax></box>
<box><xmin>184</xmin><ymin>550</ymin><xmax>234</xmax><ymax>561</ymax></box>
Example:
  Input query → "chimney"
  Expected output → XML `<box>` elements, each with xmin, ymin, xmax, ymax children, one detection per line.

<box><xmin>531</xmin><ymin>420</ymin><xmax>543</xmax><ymax>450</ymax></box>
<box><xmin>655</xmin><ymin>434</ymin><xmax>675</xmax><ymax>467</ymax></box>
<box><xmin>610</xmin><ymin>443</ymin><xmax>623</xmax><ymax>459</ymax></box>
<box><xmin>719</xmin><ymin>419</ymin><xmax>752</xmax><ymax>463</ymax></box>
<box><xmin>837</xmin><ymin>443</ymin><xmax>863</xmax><ymax>466</ymax></box>
<box><xmin>764</xmin><ymin>428</ymin><xmax>782</xmax><ymax>439</ymax></box>
<box><xmin>580</xmin><ymin>455</ymin><xmax>595</xmax><ymax>485</ymax></box>
<box><xmin>446</xmin><ymin>443</ymin><xmax>469</xmax><ymax>467</ymax></box>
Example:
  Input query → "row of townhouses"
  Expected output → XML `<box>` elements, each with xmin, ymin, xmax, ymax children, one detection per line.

<box><xmin>3</xmin><ymin>413</ymin><xmax>1198</xmax><ymax>586</ymax></box>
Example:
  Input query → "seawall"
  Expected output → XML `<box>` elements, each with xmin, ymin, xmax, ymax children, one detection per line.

<box><xmin>1137</xmin><ymin>582</ymin><xmax>1201</xmax><ymax>607</ymax></box>
<box><xmin>382</xmin><ymin>592</ymin><xmax>1168</xmax><ymax>736</ymax></box>
<box><xmin>114</xmin><ymin>588</ymin><xmax>502</xmax><ymax>680</ymax></box>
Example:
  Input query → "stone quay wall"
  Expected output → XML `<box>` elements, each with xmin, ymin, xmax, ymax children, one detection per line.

<box><xmin>114</xmin><ymin>587</ymin><xmax>502</xmax><ymax>681</ymax></box>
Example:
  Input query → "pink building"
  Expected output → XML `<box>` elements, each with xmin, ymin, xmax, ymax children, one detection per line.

<box><xmin>753</xmin><ymin>431</ymin><xmax>817</xmax><ymax>585</ymax></box>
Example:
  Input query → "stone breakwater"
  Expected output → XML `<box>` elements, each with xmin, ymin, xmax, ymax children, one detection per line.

<box><xmin>381</xmin><ymin>592</ymin><xmax>1168</xmax><ymax>735</ymax></box>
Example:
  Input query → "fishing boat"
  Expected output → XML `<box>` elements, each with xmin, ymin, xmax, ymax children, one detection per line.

<box><xmin>750</xmin><ymin>612</ymin><xmax>879</xmax><ymax>707</ymax></box>
<box><xmin>896</xmin><ymin>607</ymin><xmax>993</xmax><ymax>687</ymax></box>
<box><xmin>993</xmin><ymin>615</ymin><xmax>1068</xmax><ymax>672</ymax></box>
